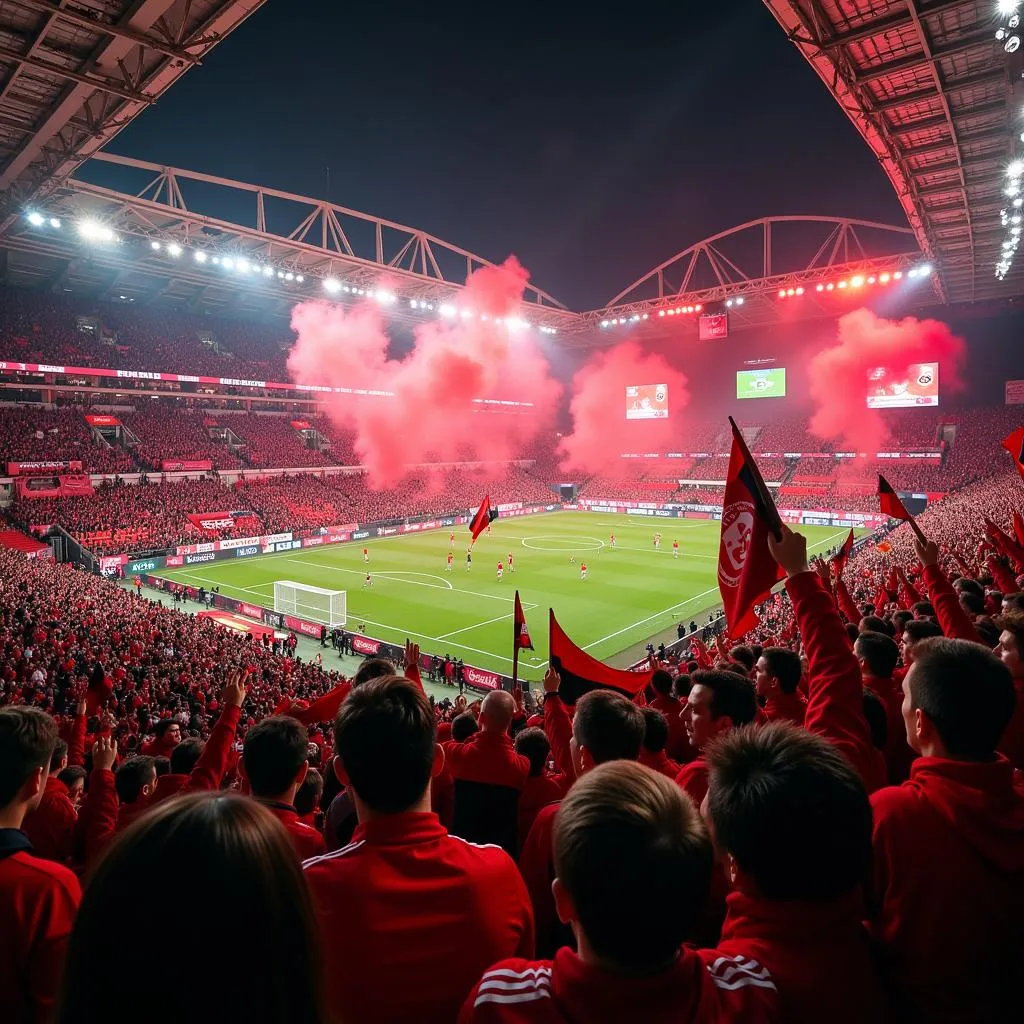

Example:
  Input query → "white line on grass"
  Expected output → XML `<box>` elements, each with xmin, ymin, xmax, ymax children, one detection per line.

<box><xmin>436</xmin><ymin>611</ymin><xmax>515</xmax><ymax>641</ymax></box>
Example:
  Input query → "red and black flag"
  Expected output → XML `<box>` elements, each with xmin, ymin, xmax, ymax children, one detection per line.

<box><xmin>1003</xmin><ymin>427</ymin><xmax>1024</xmax><ymax>482</ymax></box>
<box><xmin>1014</xmin><ymin>510</ymin><xmax>1024</xmax><ymax>549</ymax></box>
<box><xmin>878</xmin><ymin>475</ymin><xmax>912</xmax><ymax>521</ymax></box>
<box><xmin>717</xmin><ymin>418</ymin><xmax>785</xmax><ymax>638</ymax></box>
<box><xmin>549</xmin><ymin>610</ymin><xmax>652</xmax><ymax>705</ymax></box>
<box><xmin>469</xmin><ymin>495</ymin><xmax>498</xmax><ymax>543</ymax></box>
<box><xmin>513</xmin><ymin>590</ymin><xmax>534</xmax><ymax>652</ymax></box>
<box><xmin>830</xmin><ymin>528</ymin><xmax>855</xmax><ymax>589</ymax></box>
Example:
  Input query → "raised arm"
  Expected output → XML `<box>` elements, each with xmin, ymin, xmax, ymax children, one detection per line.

<box><xmin>183</xmin><ymin>671</ymin><xmax>246</xmax><ymax>794</ymax></box>
<box><xmin>543</xmin><ymin>668</ymin><xmax>576</xmax><ymax>781</ymax></box>
<box><xmin>915</xmin><ymin>538</ymin><xmax>982</xmax><ymax>644</ymax></box>
<box><xmin>770</xmin><ymin>526</ymin><xmax>881</xmax><ymax>792</ymax></box>
<box><xmin>67</xmin><ymin>700</ymin><xmax>87</xmax><ymax>767</ymax></box>
<box><xmin>403</xmin><ymin>641</ymin><xmax>425</xmax><ymax>692</ymax></box>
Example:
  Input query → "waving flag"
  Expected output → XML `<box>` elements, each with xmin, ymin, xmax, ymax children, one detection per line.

<box><xmin>513</xmin><ymin>591</ymin><xmax>534</xmax><ymax>651</ymax></box>
<box><xmin>878</xmin><ymin>475</ymin><xmax>927</xmax><ymax>544</ymax></box>
<box><xmin>549</xmin><ymin>610</ymin><xmax>652</xmax><ymax>705</ymax></box>
<box><xmin>469</xmin><ymin>495</ymin><xmax>498</xmax><ymax>543</ymax></box>
<box><xmin>830</xmin><ymin>529</ymin><xmax>855</xmax><ymax>589</ymax></box>
<box><xmin>1003</xmin><ymin>426</ymin><xmax>1024</xmax><ymax>482</ymax></box>
<box><xmin>1014</xmin><ymin>511</ymin><xmax>1024</xmax><ymax>548</ymax></box>
<box><xmin>717</xmin><ymin>418</ymin><xmax>785</xmax><ymax>637</ymax></box>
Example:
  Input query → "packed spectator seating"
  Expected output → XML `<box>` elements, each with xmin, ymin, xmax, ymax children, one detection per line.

<box><xmin>0</xmin><ymin>406</ymin><xmax>134</xmax><ymax>474</ymax></box>
<box><xmin>684</xmin><ymin>455</ymin><xmax>789</xmax><ymax>481</ymax></box>
<box><xmin>121</xmin><ymin>406</ymin><xmax>245</xmax><ymax>471</ymax></box>
<box><xmin>2</xmin><ymin>450</ymin><xmax>1023</xmax><ymax>1023</ymax></box>
<box><xmin>576</xmin><ymin>475</ymin><xmax>682</xmax><ymax>503</ymax></box>
<box><xmin>226</xmin><ymin>414</ymin><xmax>332</xmax><ymax>469</ymax></box>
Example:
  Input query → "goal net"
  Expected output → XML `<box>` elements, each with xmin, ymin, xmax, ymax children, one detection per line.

<box><xmin>273</xmin><ymin>580</ymin><xmax>347</xmax><ymax>628</ymax></box>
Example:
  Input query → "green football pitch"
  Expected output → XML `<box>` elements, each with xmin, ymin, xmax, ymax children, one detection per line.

<box><xmin>154</xmin><ymin>513</ymin><xmax>859</xmax><ymax>683</ymax></box>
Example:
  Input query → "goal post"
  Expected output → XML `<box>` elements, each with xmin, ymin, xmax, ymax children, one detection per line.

<box><xmin>273</xmin><ymin>580</ymin><xmax>347</xmax><ymax>628</ymax></box>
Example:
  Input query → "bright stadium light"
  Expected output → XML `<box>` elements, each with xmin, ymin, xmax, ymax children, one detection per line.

<box><xmin>918</xmin><ymin>263</ymin><xmax>933</xmax><ymax>276</ymax></box>
<box><xmin>735</xmin><ymin>296</ymin><xmax>744</xmax><ymax>306</ymax></box>
<box><xmin>851</xmin><ymin>275</ymin><xmax>864</xmax><ymax>287</ymax></box>
<box><xmin>1009</xmin><ymin>160</ymin><xmax>1024</xmax><ymax>179</ymax></box>
<box><xmin>194</xmin><ymin>251</ymin><xmax>207</xmax><ymax>263</ymax></box>
<box><xmin>78</xmin><ymin>220</ymin><xmax>115</xmax><ymax>243</ymax></box>
<box><xmin>999</xmin><ymin>1</ymin><xmax>1020</xmax><ymax>17</ymax></box>
<box><xmin>237</xmin><ymin>259</ymin><xmax>249</xmax><ymax>273</ymax></box>
<box><xmin>49</xmin><ymin>217</ymin><xmax>61</xmax><ymax>229</ymax></box>
<box><xmin>221</xmin><ymin>257</ymin><xmax>234</xmax><ymax>270</ymax></box>
<box><xmin>893</xmin><ymin>271</ymin><xmax>903</xmax><ymax>280</ymax></box>
<box><xmin>27</xmin><ymin>211</ymin><xmax>45</xmax><ymax>226</ymax></box>
<box><xmin>262</xmin><ymin>265</ymin><xmax>273</xmax><ymax>277</ymax></box>
<box><xmin>324</xmin><ymin>278</ymin><xmax>341</xmax><ymax>294</ymax></box>
<box><xmin>167</xmin><ymin>243</ymin><xmax>182</xmax><ymax>258</ymax></box>
<box><xmin>296</xmin><ymin>275</ymin><xmax>304</xmax><ymax>283</ymax></box>
<box><xmin>150</xmin><ymin>240</ymin><xmax>161</xmax><ymax>251</ymax></box>
<box><xmin>285</xmin><ymin>272</ymin><xmax>294</xmax><ymax>281</ymax></box>
<box><xmin>880</xmin><ymin>272</ymin><xmax>891</xmax><ymax>283</ymax></box>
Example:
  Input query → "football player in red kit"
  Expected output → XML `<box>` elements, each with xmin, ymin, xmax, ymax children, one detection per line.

<box><xmin>446</xmin><ymin>552</ymin><xmax>454</xmax><ymax>573</ymax></box>
<box><xmin>673</xmin><ymin>540</ymin><xmax>679</xmax><ymax>559</ymax></box>
<box><xmin>497</xmin><ymin>562</ymin><xmax>504</xmax><ymax>582</ymax></box>
<box><xmin>508</xmin><ymin>553</ymin><xmax>515</xmax><ymax>574</ymax></box>
<box><xmin>363</xmin><ymin>547</ymin><xmax>369</xmax><ymax>563</ymax></box>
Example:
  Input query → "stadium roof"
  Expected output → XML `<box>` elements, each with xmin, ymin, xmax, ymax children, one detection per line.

<box><xmin>0</xmin><ymin>0</ymin><xmax>267</xmax><ymax>226</ymax></box>
<box><xmin>762</xmin><ymin>0</ymin><xmax>1022</xmax><ymax>304</ymax></box>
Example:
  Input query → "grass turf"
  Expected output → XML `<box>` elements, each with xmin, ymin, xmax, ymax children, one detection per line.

<box><xmin>154</xmin><ymin>512</ymin><xmax>859</xmax><ymax>684</ymax></box>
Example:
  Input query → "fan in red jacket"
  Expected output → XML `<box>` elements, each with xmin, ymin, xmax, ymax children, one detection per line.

<box><xmin>513</xmin><ymin>728</ymin><xmax>568</xmax><ymax>850</ymax></box>
<box><xmin>22</xmin><ymin>704</ymin><xmax>86</xmax><ymax>864</ymax></box>
<box><xmin>994</xmin><ymin>610</ymin><xmax>1024</xmax><ymax>769</ymax></box>
<box><xmin>868</xmin><ymin>632</ymin><xmax>1024</xmax><ymax>1022</ymax></box>
<box><xmin>241</xmin><ymin>714</ymin><xmax>325</xmax><ymax>860</ymax></box>
<box><xmin>754</xmin><ymin>648</ymin><xmax>807</xmax><ymax>727</ymax></box>
<box><xmin>519</xmin><ymin>679</ymin><xmax>645</xmax><ymax>958</ymax></box>
<box><xmin>140</xmin><ymin>718</ymin><xmax>181</xmax><ymax>759</ymax></box>
<box><xmin>460</xmin><ymin>761</ymin><xmax>779</xmax><ymax>1024</ymax></box>
<box><xmin>638</xmin><ymin>707</ymin><xmax>681</xmax><ymax>779</ymax></box>
<box><xmin>444</xmin><ymin>690</ymin><xmax>531</xmax><ymax>790</ymax></box>
<box><xmin>0</xmin><ymin>707</ymin><xmax>82</xmax><ymax>1024</ymax></box>
<box><xmin>304</xmin><ymin>675</ymin><xmax>533</xmax><ymax>1024</ymax></box>
<box><xmin>674</xmin><ymin>670</ymin><xmax>758</xmax><ymax>808</ymax></box>
<box><xmin>649</xmin><ymin>669</ymin><xmax>695</xmax><ymax>762</ymax></box>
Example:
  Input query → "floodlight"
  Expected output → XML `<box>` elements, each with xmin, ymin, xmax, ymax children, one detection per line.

<box><xmin>194</xmin><ymin>251</ymin><xmax>208</xmax><ymax>263</ymax></box>
<box><xmin>167</xmin><ymin>243</ymin><xmax>182</xmax><ymax>258</ymax></box>
<box><xmin>324</xmin><ymin>278</ymin><xmax>341</xmax><ymax>294</ymax></box>
<box><xmin>49</xmin><ymin>218</ymin><xmax>61</xmax><ymax>229</ymax></box>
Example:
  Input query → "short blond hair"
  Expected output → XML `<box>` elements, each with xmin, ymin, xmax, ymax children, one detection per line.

<box><xmin>553</xmin><ymin>761</ymin><xmax>711</xmax><ymax>969</ymax></box>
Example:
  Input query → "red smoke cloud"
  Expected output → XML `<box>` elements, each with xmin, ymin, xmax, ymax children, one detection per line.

<box><xmin>558</xmin><ymin>341</ymin><xmax>691</xmax><ymax>473</ymax></box>
<box><xmin>808</xmin><ymin>309</ymin><xmax>966</xmax><ymax>454</ymax></box>
<box><xmin>287</xmin><ymin>257</ymin><xmax>561</xmax><ymax>485</ymax></box>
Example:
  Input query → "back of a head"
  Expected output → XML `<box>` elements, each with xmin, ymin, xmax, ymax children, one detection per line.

<box><xmin>692</xmin><ymin>669</ymin><xmax>758</xmax><ymax>726</ymax></box>
<box><xmin>1003</xmin><ymin>592</ymin><xmax>1024</xmax><ymax>613</ymax></box>
<box><xmin>352</xmin><ymin>657</ymin><xmax>396</xmax><ymax>687</ymax></box>
<box><xmin>451</xmin><ymin>712</ymin><xmax>479</xmax><ymax>744</ymax></box>
<box><xmin>49</xmin><ymin>738</ymin><xmax>68</xmax><ymax>772</ymax></box>
<box><xmin>480</xmin><ymin>690</ymin><xmax>516</xmax><ymax>733</ymax></box>
<box><xmin>334</xmin><ymin>675</ymin><xmax>435</xmax><ymax>813</ymax></box>
<box><xmin>553</xmin><ymin>761</ymin><xmax>712</xmax><ymax>971</ymax></box>
<box><xmin>650</xmin><ymin>668</ymin><xmax>673</xmax><ymax>697</ymax></box>
<box><xmin>169</xmin><ymin>738</ymin><xmax>204</xmax><ymax>776</ymax></box>
<box><xmin>0</xmin><ymin>706</ymin><xmax>57</xmax><ymax>809</ymax></box>
<box><xmin>153</xmin><ymin>756</ymin><xmax>171</xmax><ymax>777</ymax></box>
<box><xmin>707</xmin><ymin>722</ymin><xmax>872</xmax><ymax>901</ymax></box>
<box><xmin>514</xmin><ymin>727</ymin><xmax>551</xmax><ymax>777</ymax></box>
<box><xmin>855</xmin><ymin>631</ymin><xmax>900</xmax><ymax>679</ymax></box>
<box><xmin>294</xmin><ymin>767</ymin><xmax>323</xmax><ymax>817</ymax></box>
<box><xmin>641</xmin><ymin>707</ymin><xmax>669</xmax><ymax>754</ymax></box>
<box><xmin>762</xmin><ymin>648</ymin><xmax>802</xmax><ymax>695</ymax></box>
<box><xmin>859</xmin><ymin>615</ymin><xmax>892</xmax><ymax>637</ymax></box>
<box><xmin>115</xmin><ymin>756</ymin><xmax>156</xmax><ymax>804</ymax></box>
<box><xmin>861</xmin><ymin>689</ymin><xmax>888</xmax><ymax>751</ymax></box>
<box><xmin>573</xmin><ymin>690</ymin><xmax>645</xmax><ymax>764</ymax></box>
<box><xmin>960</xmin><ymin>591</ymin><xmax>985</xmax><ymax>617</ymax></box>
<box><xmin>904</xmin><ymin>619</ymin><xmax>943</xmax><ymax>646</ymax></box>
<box><xmin>243</xmin><ymin>716</ymin><xmax>309</xmax><ymax>799</ymax></box>
<box><xmin>908</xmin><ymin>638</ymin><xmax>1016</xmax><ymax>760</ymax></box>
<box><xmin>728</xmin><ymin>645</ymin><xmax>755</xmax><ymax>673</ymax></box>
<box><xmin>911</xmin><ymin>601</ymin><xmax>935</xmax><ymax>620</ymax></box>
<box><xmin>58</xmin><ymin>793</ymin><xmax>322</xmax><ymax>1024</ymax></box>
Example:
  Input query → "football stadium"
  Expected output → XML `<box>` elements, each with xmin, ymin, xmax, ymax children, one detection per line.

<box><xmin>1</xmin><ymin>2</ymin><xmax>1023</xmax><ymax>1022</ymax></box>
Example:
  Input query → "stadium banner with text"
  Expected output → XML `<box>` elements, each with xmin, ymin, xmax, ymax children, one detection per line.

<box><xmin>625</xmin><ymin>384</ymin><xmax>669</xmax><ymax>420</ymax></box>
<box><xmin>290</xmin><ymin>420</ymin><xmax>312</xmax><ymax>430</ymax></box>
<box><xmin>185</xmin><ymin>510</ymin><xmax>260</xmax><ymax>535</ymax></box>
<box><xmin>99</xmin><ymin>555</ymin><xmax>127</xmax><ymax>576</ymax></box>
<box><xmin>736</xmin><ymin>367</ymin><xmax>787</xmax><ymax>400</ymax></box>
<box><xmin>1006</xmin><ymin>379</ymin><xmax>1024</xmax><ymax>405</ymax></box>
<box><xmin>284</xmin><ymin>615</ymin><xmax>323</xmax><ymax>639</ymax></box>
<box><xmin>240</xmin><ymin>602</ymin><xmax>265</xmax><ymax>619</ymax></box>
<box><xmin>84</xmin><ymin>414</ymin><xmax>121</xmax><ymax>427</ymax></box>
<box><xmin>6</xmin><ymin>460</ymin><xmax>82</xmax><ymax>476</ymax></box>
<box><xmin>462</xmin><ymin>664</ymin><xmax>501</xmax><ymax>691</ymax></box>
<box><xmin>352</xmin><ymin>634</ymin><xmax>381</xmax><ymax>656</ymax></box>
<box><xmin>162</xmin><ymin>459</ymin><xmax>213</xmax><ymax>472</ymax></box>
<box><xmin>698</xmin><ymin>313</ymin><xmax>729</xmax><ymax>341</ymax></box>
<box><xmin>126</xmin><ymin>557</ymin><xmax>165</xmax><ymax>575</ymax></box>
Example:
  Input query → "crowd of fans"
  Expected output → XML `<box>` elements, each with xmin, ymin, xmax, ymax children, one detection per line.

<box><xmin>0</xmin><ymin>406</ymin><xmax>133</xmax><ymax>475</ymax></box>
<box><xmin>120</xmin><ymin>406</ymin><xmax>245</xmax><ymax>471</ymax></box>
<box><xmin>1</xmin><ymin>450</ymin><xmax>1021</xmax><ymax>1022</ymax></box>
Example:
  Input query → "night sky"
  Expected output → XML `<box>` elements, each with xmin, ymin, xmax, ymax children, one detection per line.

<box><xmin>102</xmin><ymin>1</ymin><xmax>906</xmax><ymax>310</ymax></box>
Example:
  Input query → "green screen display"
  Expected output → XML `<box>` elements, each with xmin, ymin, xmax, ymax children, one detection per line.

<box><xmin>736</xmin><ymin>367</ymin><xmax>786</xmax><ymax>400</ymax></box>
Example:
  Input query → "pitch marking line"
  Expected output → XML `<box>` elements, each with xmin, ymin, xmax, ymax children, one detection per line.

<box><xmin>436</xmin><ymin>611</ymin><xmax>515</xmax><ymax>641</ymax></box>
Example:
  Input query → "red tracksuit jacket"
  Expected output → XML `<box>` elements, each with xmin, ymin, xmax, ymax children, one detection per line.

<box><xmin>640</xmin><ymin>748</ymin><xmax>682</xmax><ymax>779</ymax></box>
<box><xmin>21</xmin><ymin>778</ymin><xmax>77</xmax><ymax>865</ymax></box>
<box><xmin>675</xmin><ymin>757</ymin><xmax>709</xmax><ymax>808</ymax></box>
<box><xmin>868</xmin><ymin>755</ymin><xmax>1024</xmax><ymax>1022</ymax></box>
<box><xmin>303</xmin><ymin>810</ymin><xmax>534</xmax><ymax>1024</ymax></box>
<box><xmin>0</xmin><ymin>829</ymin><xmax>81</xmax><ymax>1024</ymax></box>
<box><xmin>446</xmin><ymin>730</ymin><xmax>531</xmax><ymax>790</ymax></box>
<box><xmin>714</xmin><ymin>889</ymin><xmax>887</xmax><ymax>1023</ymax></box>
<box><xmin>517</xmin><ymin>772</ymin><xmax>567</xmax><ymax>851</ymax></box>
<box><xmin>760</xmin><ymin>690</ymin><xmax>807</xmax><ymax>727</ymax></box>
<box><xmin>650</xmin><ymin>693</ymin><xmax>696</xmax><ymax>762</ymax></box>
<box><xmin>458</xmin><ymin>946</ymin><xmax>779</xmax><ymax>1023</ymax></box>
<box><xmin>260</xmin><ymin>801</ymin><xmax>325</xmax><ymax>860</ymax></box>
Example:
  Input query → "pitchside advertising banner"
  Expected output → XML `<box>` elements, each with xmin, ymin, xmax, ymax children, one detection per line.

<box><xmin>1007</xmin><ymin>379</ymin><xmax>1024</xmax><ymax>405</ymax></box>
<box><xmin>162</xmin><ymin>460</ymin><xmax>213</xmax><ymax>472</ymax></box>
